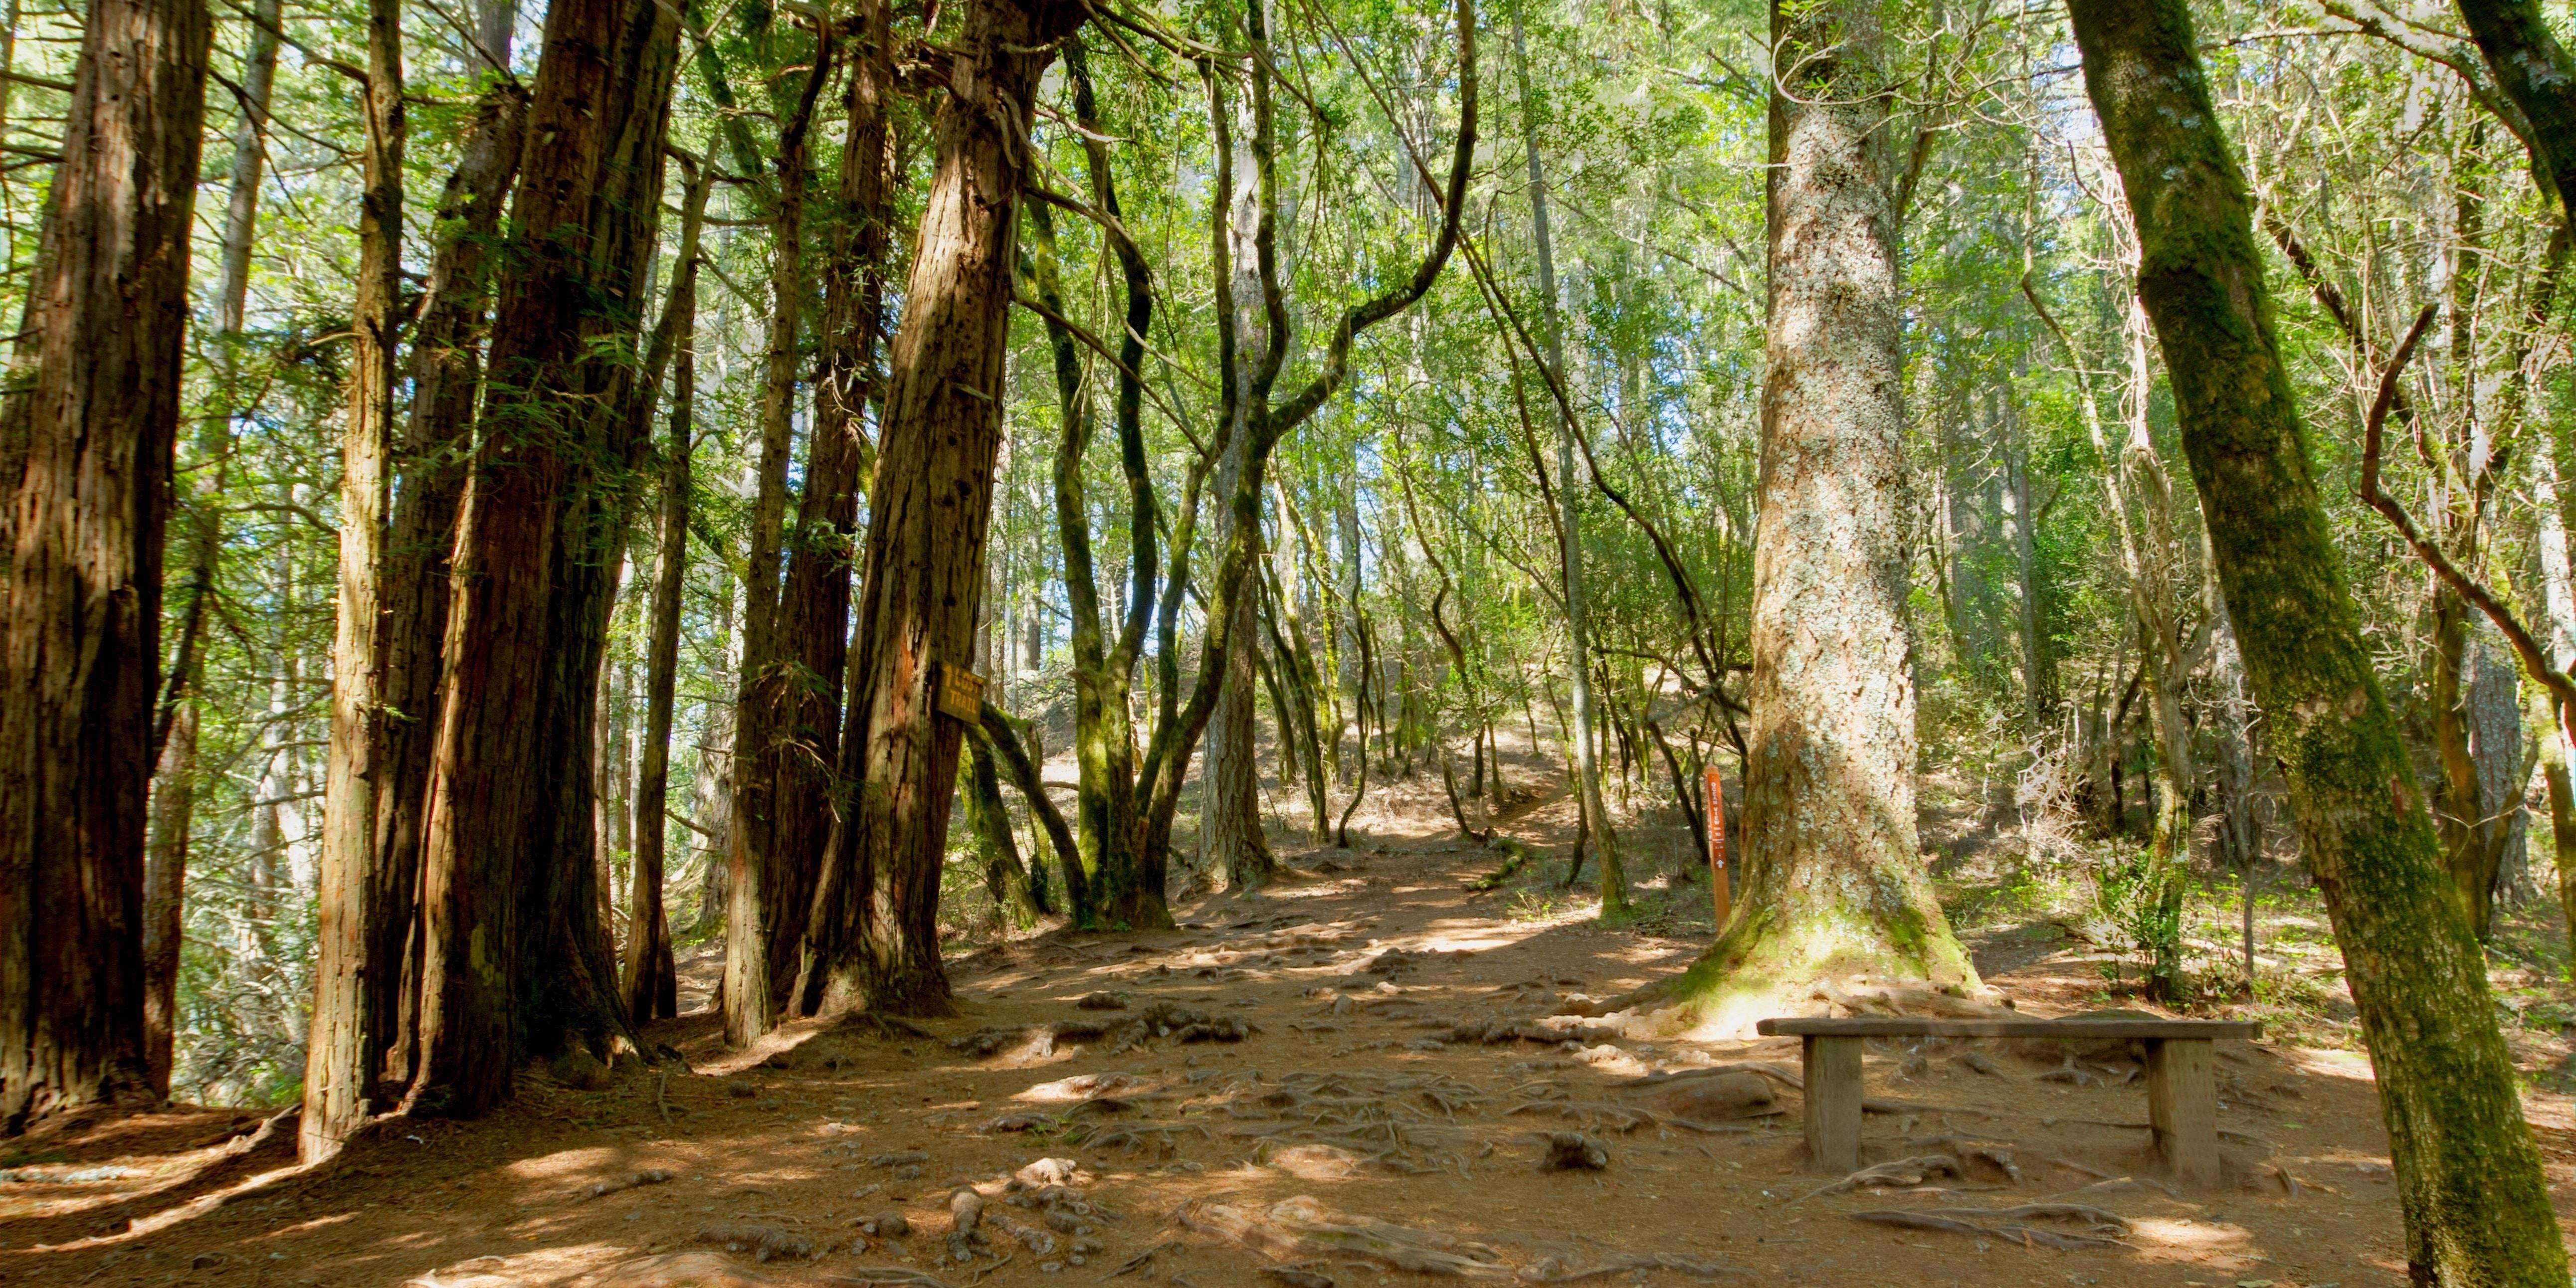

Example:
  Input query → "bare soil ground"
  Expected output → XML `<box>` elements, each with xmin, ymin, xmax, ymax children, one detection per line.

<box><xmin>5</xmin><ymin>770</ymin><xmax>2575</xmax><ymax>1288</ymax></box>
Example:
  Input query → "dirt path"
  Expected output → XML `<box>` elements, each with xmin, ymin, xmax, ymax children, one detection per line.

<box><xmin>3</xmin><ymin>785</ymin><xmax>2572</xmax><ymax>1287</ymax></box>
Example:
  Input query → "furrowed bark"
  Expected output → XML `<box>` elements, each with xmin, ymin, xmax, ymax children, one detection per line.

<box><xmin>408</xmin><ymin>0</ymin><xmax>680</xmax><ymax>1116</ymax></box>
<box><xmin>827</xmin><ymin>0</ymin><xmax>1087</xmax><ymax>1014</ymax></box>
<box><xmin>305</xmin><ymin>0</ymin><xmax>407</xmax><ymax>1164</ymax></box>
<box><xmin>2072</xmin><ymin>0</ymin><xmax>2564</xmax><ymax>1278</ymax></box>
<box><xmin>0</xmin><ymin>0</ymin><xmax>209</xmax><ymax>1128</ymax></box>
<box><xmin>371</xmin><ymin>85</ymin><xmax>525</xmax><ymax>1097</ymax></box>
<box><xmin>1655</xmin><ymin>0</ymin><xmax>1974</xmax><ymax>1027</ymax></box>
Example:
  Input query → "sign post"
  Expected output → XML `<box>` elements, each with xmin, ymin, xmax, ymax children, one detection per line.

<box><xmin>1704</xmin><ymin>766</ymin><xmax>1730</xmax><ymax>928</ymax></box>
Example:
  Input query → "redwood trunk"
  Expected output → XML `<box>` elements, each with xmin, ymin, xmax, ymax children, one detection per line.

<box><xmin>408</xmin><ymin>0</ymin><xmax>680</xmax><ymax>1115</ymax></box>
<box><xmin>304</xmin><ymin>0</ymin><xmax>405</xmax><ymax>1163</ymax></box>
<box><xmin>370</xmin><ymin>87</ymin><xmax>525</xmax><ymax>1097</ymax></box>
<box><xmin>831</xmin><ymin>0</ymin><xmax>1084</xmax><ymax>1014</ymax></box>
<box><xmin>0</xmin><ymin>0</ymin><xmax>208</xmax><ymax>1128</ymax></box>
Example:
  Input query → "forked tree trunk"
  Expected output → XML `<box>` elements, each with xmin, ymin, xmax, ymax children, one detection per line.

<box><xmin>1656</xmin><ymin>0</ymin><xmax>1974</xmax><ymax>1026</ymax></box>
<box><xmin>2072</xmin><ymin>1</ymin><xmax>2564</xmax><ymax>1279</ymax></box>
<box><xmin>790</xmin><ymin>0</ymin><xmax>901</xmax><ymax>1016</ymax></box>
<box><xmin>407</xmin><ymin>0</ymin><xmax>680</xmax><ymax>1116</ymax></box>
<box><xmin>727</xmin><ymin>30</ymin><xmax>838</xmax><ymax>1044</ymax></box>
<box><xmin>370</xmin><ymin>86</ymin><xmax>524</xmax><ymax>1098</ymax></box>
<box><xmin>304</xmin><ymin>0</ymin><xmax>406</xmax><ymax>1163</ymax></box>
<box><xmin>0</xmin><ymin>0</ymin><xmax>209</xmax><ymax>1128</ymax></box>
<box><xmin>823</xmin><ymin>0</ymin><xmax>1086</xmax><ymax>1014</ymax></box>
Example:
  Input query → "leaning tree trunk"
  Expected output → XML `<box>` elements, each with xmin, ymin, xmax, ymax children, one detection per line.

<box><xmin>369</xmin><ymin>86</ymin><xmax>525</xmax><ymax>1100</ymax></box>
<box><xmin>1654</xmin><ymin>0</ymin><xmax>1975</xmax><ymax>1029</ymax></box>
<box><xmin>823</xmin><ymin>0</ymin><xmax>1086</xmax><ymax>1014</ymax></box>
<box><xmin>407</xmin><ymin>0</ymin><xmax>680</xmax><ymax>1117</ymax></box>
<box><xmin>2071</xmin><ymin>1</ymin><xmax>2565</xmax><ymax>1281</ymax></box>
<box><xmin>305</xmin><ymin>0</ymin><xmax>406</xmax><ymax>1163</ymax></box>
<box><xmin>0</xmin><ymin>0</ymin><xmax>208</xmax><ymax>1129</ymax></box>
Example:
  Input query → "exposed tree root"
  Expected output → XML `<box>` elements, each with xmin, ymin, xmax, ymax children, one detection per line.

<box><xmin>1515</xmin><ymin>1253</ymin><xmax>1747</xmax><ymax>1281</ymax></box>
<box><xmin>1175</xmin><ymin>1196</ymin><xmax>1515</xmax><ymax>1278</ymax></box>
<box><xmin>1846</xmin><ymin>1203</ymin><xmax>2129</xmax><ymax>1250</ymax></box>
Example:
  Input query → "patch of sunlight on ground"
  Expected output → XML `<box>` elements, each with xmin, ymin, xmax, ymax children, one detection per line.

<box><xmin>2283</xmin><ymin>1047</ymin><xmax>2375</xmax><ymax>1081</ymax></box>
<box><xmin>2126</xmin><ymin>1215</ymin><xmax>2257</xmax><ymax>1267</ymax></box>
<box><xmin>504</xmin><ymin>1147</ymin><xmax>618</xmax><ymax>1181</ymax></box>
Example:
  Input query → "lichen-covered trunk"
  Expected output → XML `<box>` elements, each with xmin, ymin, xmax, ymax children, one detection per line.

<box><xmin>1659</xmin><ymin>0</ymin><xmax>1973</xmax><ymax>1029</ymax></box>
<box><xmin>2071</xmin><ymin>1</ymin><xmax>2565</xmax><ymax>1279</ymax></box>
<box><xmin>407</xmin><ymin>0</ymin><xmax>679</xmax><ymax>1117</ymax></box>
<box><xmin>825</xmin><ymin>0</ymin><xmax>1083</xmax><ymax>1014</ymax></box>
<box><xmin>304</xmin><ymin>0</ymin><xmax>406</xmax><ymax>1162</ymax></box>
<box><xmin>0</xmin><ymin>0</ymin><xmax>208</xmax><ymax>1128</ymax></box>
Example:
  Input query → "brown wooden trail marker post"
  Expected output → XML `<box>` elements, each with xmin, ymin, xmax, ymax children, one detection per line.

<box><xmin>1705</xmin><ymin>766</ymin><xmax>1730</xmax><ymax>927</ymax></box>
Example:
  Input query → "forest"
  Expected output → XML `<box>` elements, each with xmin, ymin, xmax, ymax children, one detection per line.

<box><xmin>5</xmin><ymin>0</ymin><xmax>2576</xmax><ymax>1281</ymax></box>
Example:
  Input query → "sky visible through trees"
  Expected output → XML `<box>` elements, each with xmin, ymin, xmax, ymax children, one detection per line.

<box><xmin>10</xmin><ymin>0</ymin><xmax>2576</xmax><ymax>1281</ymax></box>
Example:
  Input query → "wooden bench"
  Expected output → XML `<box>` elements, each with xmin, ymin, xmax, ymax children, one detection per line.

<box><xmin>1755</xmin><ymin>1016</ymin><xmax>2263</xmax><ymax>1188</ymax></box>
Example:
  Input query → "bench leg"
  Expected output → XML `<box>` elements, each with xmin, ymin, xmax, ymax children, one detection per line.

<box><xmin>2145</xmin><ymin>1038</ymin><xmax>2219</xmax><ymax>1188</ymax></box>
<box><xmin>1802</xmin><ymin>1035</ymin><xmax>1863</xmax><ymax>1173</ymax></box>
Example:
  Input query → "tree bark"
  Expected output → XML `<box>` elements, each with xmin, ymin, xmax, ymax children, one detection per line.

<box><xmin>1658</xmin><ymin>0</ymin><xmax>1974</xmax><ymax>1024</ymax></box>
<box><xmin>727</xmin><ymin>26</ymin><xmax>839</xmax><ymax>1044</ymax></box>
<box><xmin>305</xmin><ymin>0</ymin><xmax>406</xmax><ymax>1163</ymax></box>
<box><xmin>0</xmin><ymin>0</ymin><xmax>209</xmax><ymax>1128</ymax></box>
<box><xmin>369</xmin><ymin>86</ymin><xmax>524</xmax><ymax>1099</ymax></box>
<box><xmin>407</xmin><ymin>0</ymin><xmax>680</xmax><ymax>1116</ymax></box>
<box><xmin>2071</xmin><ymin>1</ymin><xmax>2565</xmax><ymax>1279</ymax></box>
<box><xmin>624</xmin><ymin>164</ymin><xmax>708</xmax><ymax>1027</ymax></box>
<box><xmin>824</xmin><ymin>0</ymin><xmax>1087</xmax><ymax>1014</ymax></box>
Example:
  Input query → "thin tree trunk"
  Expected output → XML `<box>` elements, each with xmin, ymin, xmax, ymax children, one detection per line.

<box><xmin>141</xmin><ymin>0</ymin><xmax>283</xmax><ymax>1096</ymax></box>
<box><xmin>1511</xmin><ymin>11</ymin><xmax>1624</xmax><ymax>920</ymax></box>
<box><xmin>0</xmin><ymin>0</ymin><xmax>209</xmax><ymax>1128</ymax></box>
<box><xmin>789</xmin><ymin>0</ymin><xmax>903</xmax><ymax>1015</ymax></box>
<box><xmin>407</xmin><ymin>0</ymin><xmax>680</xmax><ymax>1116</ymax></box>
<box><xmin>305</xmin><ymin>0</ymin><xmax>406</xmax><ymax>1163</ymax></box>
<box><xmin>2073</xmin><ymin>0</ymin><xmax>2564</xmax><ymax>1276</ymax></box>
<box><xmin>624</xmin><ymin>164</ymin><xmax>707</xmax><ymax>1027</ymax></box>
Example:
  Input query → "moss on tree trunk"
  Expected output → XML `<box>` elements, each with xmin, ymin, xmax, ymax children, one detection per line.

<box><xmin>2070</xmin><ymin>1</ymin><xmax>2565</xmax><ymax>1281</ymax></box>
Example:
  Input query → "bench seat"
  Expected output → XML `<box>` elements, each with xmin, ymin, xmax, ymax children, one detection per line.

<box><xmin>1755</xmin><ymin>1014</ymin><xmax>2262</xmax><ymax>1188</ymax></box>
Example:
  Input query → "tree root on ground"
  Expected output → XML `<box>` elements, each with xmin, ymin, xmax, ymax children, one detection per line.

<box><xmin>1515</xmin><ymin>1253</ymin><xmax>1747</xmax><ymax>1281</ymax></box>
<box><xmin>1796</xmin><ymin>1155</ymin><xmax>1965</xmax><ymax>1201</ymax></box>
<box><xmin>1175</xmin><ymin>1196</ymin><xmax>1515</xmax><ymax>1278</ymax></box>
<box><xmin>1465</xmin><ymin>839</ymin><xmax>1535</xmax><ymax>891</ymax></box>
<box><xmin>694</xmin><ymin>1222</ymin><xmax>815</xmax><ymax>1263</ymax></box>
<box><xmin>1846</xmin><ymin>1203</ymin><xmax>2129</xmax><ymax>1250</ymax></box>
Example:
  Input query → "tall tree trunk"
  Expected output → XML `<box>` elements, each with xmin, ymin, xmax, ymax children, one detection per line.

<box><xmin>624</xmin><ymin>165</ymin><xmax>707</xmax><ymax>1026</ymax></box>
<box><xmin>789</xmin><ymin>0</ymin><xmax>900</xmax><ymax>1015</ymax></box>
<box><xmin>770</xmin><ymin>16</ymin><xmax>875</xmax><ymax>1009</ymax></box>
<box><xmin>305</xmin><ymin>0</ymin><xmax>407</xmax><ymax>1163</ymax></box>
<box><xmin>825</xmin><ymin>0</ymin><xmax>1086</xmax><ymax>1013</ymax></box>
<box><xmin>369</xmin><ymin>86</ymin><xmax>524</xmax><ymax>1098</ymax></box>
<box><xmin>2072</xmin><ymin>0</ymin><xmax>2564</xmax><ymax>1277</ymax></box>
<box><xmin>407</xmin><ymin>0</ymin><xmax>680</xmax><ymax>1116</ymax></box>
<box><xmin>1197</xmin><ymin>46</ymin><xmax>1275</xmax><ymax>893</ymax></box>
<box><xmin>1512</xmin><ymin>9</ymin><xmax>1624</xmax><ymax>920</ymax></box>
<box><xmin>0</xmin><ymin>0</ymin><xmax>209</xmax><ymax>1128</ymax></box>
<box><xmin>142</xmin><ymin>0</ymin><xmax>283</xmax><ymax>1096</ymax></box>
<box><xmin>1655</xmin><ymin>0</ymin><xmax>1974</xmax><ymax>1026</ymax></box>
<box><xmin>726</xmin><ymin>29</ymin><xmax>837</xmax><ymax>1045</ymax></box>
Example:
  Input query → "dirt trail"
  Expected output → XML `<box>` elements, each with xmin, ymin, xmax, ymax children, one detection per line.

<box><xmin>2</xmin><ymin>783</ymin><xmax>2570</xmax><ymax>1287</ymax></box>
